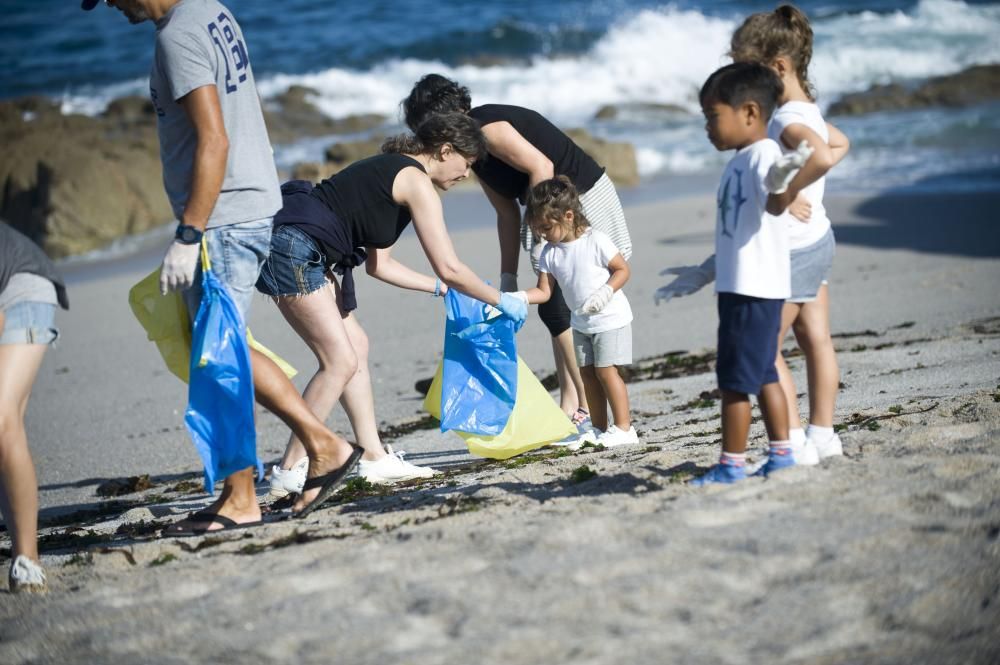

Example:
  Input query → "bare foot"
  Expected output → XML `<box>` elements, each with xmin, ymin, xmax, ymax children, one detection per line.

<box><xmin>292</xmin><ymin>435</ymin><xmax>359</xmax><ymax>514</ymax></box>
<box><xmin>163</xmin><ymin>496</ymin><xmax>262</xmax><ymax>537</ymax></box>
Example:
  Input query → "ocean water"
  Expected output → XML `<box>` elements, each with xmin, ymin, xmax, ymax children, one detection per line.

<box><xmin>2</xmin><ymin>0</ymin><xmax>999</xmax><ymax>194</ymax></box>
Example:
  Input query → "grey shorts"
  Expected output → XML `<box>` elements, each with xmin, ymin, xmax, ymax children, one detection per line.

<box><xmin>573</xmin><ymin>324</ymin><xmax>632</xmax><ymax>368</ymax></box>
<box><xmin>0</xmin><ymin>301</ymin><xmax>59</xmax><ymax>346</ymax></box>
<box><xmin>789</xmin><ymin>228</ymin><xmax>835</xmax><ymax>303</ymax></box>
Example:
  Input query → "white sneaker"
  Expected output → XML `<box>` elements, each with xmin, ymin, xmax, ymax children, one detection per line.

<box><xmin>811</xmin><ymin>434</ymin><xmax>843</xmax><ymax>459</ymax></box>
<box><xmin>597</xmin><ymin>425</ymin><xmax>640</xmax><ymax>447</ymax></box>
<box><xmin>268</xmin><ymin>456</ymin><xmax>309</xmax><ymax>497</ymax></box>
<box><xmin>790</xmin><ymin>439</ymin><xmax>820</xmax><ymax>466</ymax></box>
<box><xmin>9</xmin><ymin>555</ymin><xmax>46</xmax><ymax>594</ymax></box>
<box><xmin>359</xmin><ymin>446</ymin><xmax>437</xmax><ymax>484</ymax></box>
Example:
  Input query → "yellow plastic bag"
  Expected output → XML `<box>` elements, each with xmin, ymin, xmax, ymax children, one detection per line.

<box><xmin>423</xmin><ymin>357</ymin><xmax>576</xmax><ymax>459</ymax></box>
<box><xmin>128</xmin><ymin>268</ymin><xmax>296</xmax><ymax>383</ymax></box>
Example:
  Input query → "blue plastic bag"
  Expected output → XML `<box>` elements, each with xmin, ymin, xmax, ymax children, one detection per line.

<box><xmin>439</xmin><ymin>289</ymin><xmax>518</xmax><ymax>436</ymax></box>
<box><xmin>184</xmin><ymin>240</ymin><xmax>261</xmax><ymax>493</ymax></box>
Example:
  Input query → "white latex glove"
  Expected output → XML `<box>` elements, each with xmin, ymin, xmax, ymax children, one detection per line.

<box><xmin>499</xmin><ymin>272</ymin><xmax>518</xmax><ymax>292</ymax></box>
<box><xmin>581</xmin><ymin>284</ymin><xmax>614</xmax><ymax>314</ymax></box>
<box><xmin>654</xmin><ymin>254</ymin><xmax>716</xmax><ymax>305</ymax></box>
<box><xmin>765</xmin><ymin>140</ymin><xmax>815</xmax><ymax>194</ymax></box>
<box><xmin>159</xmin><ymin>240</ymin><xmax>201</xmax><ymax>295</ymax></box>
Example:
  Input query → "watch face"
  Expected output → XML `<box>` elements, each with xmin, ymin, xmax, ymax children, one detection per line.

<box><xmin>177</xmin><ymin>226</ymin><xmax>200</xmax><ymax>243</ymax></box>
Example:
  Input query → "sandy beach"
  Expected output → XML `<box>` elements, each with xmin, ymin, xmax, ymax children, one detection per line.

<box><xmin>2</xmin><ymin>187</ymin><xmax>999</xmax><ymax>664</ymax></box>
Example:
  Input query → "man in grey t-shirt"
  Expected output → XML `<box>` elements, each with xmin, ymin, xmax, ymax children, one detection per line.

<box><xmin>84</xmin><ymin>0</ymin><xmax>363</xmax><ymax>533</ymax></box>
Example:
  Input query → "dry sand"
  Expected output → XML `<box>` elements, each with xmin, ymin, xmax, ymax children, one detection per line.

<box><xmin>1</xmin><ymin>188</ymin><xmax>999</xmax><ymax>664</ymax></box>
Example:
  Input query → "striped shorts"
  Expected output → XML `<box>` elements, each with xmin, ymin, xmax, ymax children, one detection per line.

<box><xmin>523</xmin><ymin>171</ymin><xmax>632</xmax><ymax>271</ymax></box>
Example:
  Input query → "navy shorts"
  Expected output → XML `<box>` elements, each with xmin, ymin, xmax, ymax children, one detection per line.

<box><xmin>716</xmin><ymin>292</ymin><xmax>783</xmax><ymax>395</ymax></box>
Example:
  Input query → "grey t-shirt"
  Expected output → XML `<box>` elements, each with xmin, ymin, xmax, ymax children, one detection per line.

<box><xmin>149</xmin><ymin>0</ymin><xmax>281</xmax><ymax>228</ymax></box>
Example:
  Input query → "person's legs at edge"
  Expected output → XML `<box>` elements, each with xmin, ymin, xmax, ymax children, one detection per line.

<box><xmin>552</xmin><ymin>331</ymin><xmax>589</xmax><ymax>418</ymax></box>
<box><xmin>579</xmin><ymin>365</ymin><xmax>607</xmax><ymax>433</ymax></box>
<box><xmin>0</xmin><ymin>343</ymin><xmax>47</xmax><ymax>567</ymax></box>
<box><xmin>792</xmin><ymin>284</ymin><xmax>842</xmax><ymax>455</ymax></box>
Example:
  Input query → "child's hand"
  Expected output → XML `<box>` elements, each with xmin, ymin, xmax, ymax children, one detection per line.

<box><xmin>788</xmin><ymin>193</ymin><xmax>812</xmax><ymax>223</ymax></box>
<box><xmin>765</xmin><ymin>140</ymin><xmax>814</xmax><ymax>194</ymax></box>
<box><xmin>654</xmin><ymin>255</ymin><xmax>715</xmax><ymax>304</ymax></box>
<box><xmin>581</xmin><ymin>284</ymin><xmax>614</xmax><ymax>314</ymax></box>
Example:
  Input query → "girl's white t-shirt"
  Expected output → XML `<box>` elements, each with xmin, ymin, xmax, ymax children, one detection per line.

<box><xmin>768</xmin><ymin>101</ymin><xmax>832</xmax><ymax>249</ymax></box>
<box><xmin>538</xmin><ymin>229</ymin><xmax>633</xmax><ymax>334</ymax></box>
<box><xmin>714</xmin><ymin>139</ymin><xmax>791</xmax><ymax>300</ymax></box>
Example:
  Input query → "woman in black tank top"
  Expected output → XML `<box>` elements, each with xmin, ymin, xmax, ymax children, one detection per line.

<box><xmin>257</xmin><ymin>113</ymin><xmax>527</xmax><ymax>489</ymax></box>
<box><xmin>404</xmin><ymin>74</ymin><xmax>634</xmax><ymax>428</ymax></box>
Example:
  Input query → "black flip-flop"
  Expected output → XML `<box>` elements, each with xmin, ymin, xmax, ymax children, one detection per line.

<box><xmin>162</xmin><ymin>511</ymin><xmax>264</xmax><ymax>538</ymax></box>
<box><xmin>293</xmin><ymin>445</ymin><xmax>364</xmax><ymax>519</ymax></box>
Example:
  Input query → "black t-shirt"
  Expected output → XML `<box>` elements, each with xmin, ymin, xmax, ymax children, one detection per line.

<box><xmin>309</xmin><ymin>153</ymin><xmax>426</xmax><ymax>256</ymax></box>
<box><xmin>469</xmin><ymin>104</ymin><xmax>604</xmax><ymax>204</ymax></box>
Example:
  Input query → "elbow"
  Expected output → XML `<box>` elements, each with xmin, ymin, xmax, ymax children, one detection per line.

<box><xmin>811</xmin><ymin>147</ymin><xmax>835</xmax><ymax>175</ymax></box>
<box><xmin>435</xmin><ymin>260</ymin><xmax>464</xmax><ymax>286</ymax></box>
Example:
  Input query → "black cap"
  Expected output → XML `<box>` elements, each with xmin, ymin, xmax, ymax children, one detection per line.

<box><xmin>81</xmin><ymin>0</ymin><xmax>100</xmax><ymax>10</ymax></box>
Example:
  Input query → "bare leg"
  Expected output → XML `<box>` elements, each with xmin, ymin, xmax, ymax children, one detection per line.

<box><xmin>250</xmin><ymin>347</ymin><xmax>355</xmax><ymax>513</ymax></box>
<box><xmin>580</xmin><ymin>365</ymin><xmax>607</xmax><ymax>432</ymax></box>
<box><xmin>758</xmin><ymin>382</ymin><xmax>790</xmax><ymax>443</ymax></box>
<box><xmin>792</xmin><ymin>285</ymin><xmax>839</xmax><ymax>427</ymax></box>
<box><xmin>0</xmin><ymin>344</ymin><xmax>47</xmax><ymax>562</ymax></box>
<box><xmin>273</xmin><ymin>281</ymin><xmax>388</xmax><ymax>464</ymax></box>
<box><xmin>721</xmin><ymin>389</ymin><xmax>752</xmax><ymax>455</ymax></box>
<box><xmin>595</xmin><ymin>365</ymin><xmax>631</xmax><ymax>430</ymax></box>
<box><xmin>552</xmin><ymin>331</ymin><xmax>589</xmax><ymax>416</ymax></box>
<box><xmin>775</xmin><ymin>301</ymin><xmax>804</xmax><ymax>429</ymax></box>
<box><xmin>337</xmin><ymin>312</ymin><xmax>388</xmax><ymax>457</ymax></box>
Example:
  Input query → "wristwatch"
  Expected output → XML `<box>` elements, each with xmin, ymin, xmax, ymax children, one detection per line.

<box><xmin>174</xmin><ymin>224</ymin><xmax>204</xmax><ymax>245</ymax></box>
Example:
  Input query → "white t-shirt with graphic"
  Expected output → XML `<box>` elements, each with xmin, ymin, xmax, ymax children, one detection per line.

<box><xmin>150</xmin><ymin>0</ymin><xmax>281</xmax><ymax>228</ymax></box>
<box><xmin>768</xmin><ymin>101</ymin><xmax>831</xmax><ymax>249</ymax></box>
<box><xmin>538</xmin><ymin>229</ymin><xmax>633</xmax><ymax>334</ymax></box>
<box><xmin>714</xmin><ymin>139</ymin><xmax>791</xmax><ymax>300</ymax></box>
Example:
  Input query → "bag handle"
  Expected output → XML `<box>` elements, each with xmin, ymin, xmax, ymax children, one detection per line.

<box><xmin>200</xmin><ymin>236</ymin><xmax>211</xmax><ymax>272</ymax></box>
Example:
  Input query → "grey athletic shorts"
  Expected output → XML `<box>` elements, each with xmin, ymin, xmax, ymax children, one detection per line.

<box><xmin>789</xmin><ymin>228</ymin><xmax>835</xmax><ymax>303</ymax></box>
<box><xmin>573</xmin><ymin>324</ymin><xmax>633</xmax><ymax>368</ymax></box>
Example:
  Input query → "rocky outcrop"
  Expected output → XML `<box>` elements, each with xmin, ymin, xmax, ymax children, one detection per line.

<box><xmin>0</xmin><ymin>97</ymin><xmax>171</xmax><ymax>258</ymax></box>
<box><xmin>828</xmin><ymin>64</ymin><xmax>1000</xmax><ymax>116</ymax></box>
<box><xmin>263</xmin><ymin>85</ymin><xmax>387</xmax><ymax>144</ymax></box>
<box><xmin>594</xmin><ymin>102</ymin><xmax>690</xmax><ymax>121</ymax></box>
<box><xmin>565</xmin><ymin>129</ymin><xmax>639</xmax><ymax>188</ymax></box>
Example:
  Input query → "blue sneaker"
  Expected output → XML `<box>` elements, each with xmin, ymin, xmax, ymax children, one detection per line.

<box><xmin>690</xmin><ymin>462</ymin><xmax>746</xmax><ymax>486</ymax></box>
<box><xmin>752</xmin><ymin>448</ymin><xmax>796</xmax><ymax>477</ymax></box>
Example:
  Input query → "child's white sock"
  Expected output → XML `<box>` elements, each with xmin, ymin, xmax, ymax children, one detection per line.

<box><xmin>769</xmin><ymin>440</ymin><xmax>792</xmax><ymax>457</ymax></box>
<box><xmin>806</xmin><ymin>424</ymin><xmax>835</xmax><ymax>444</ymax></box>
<box><xmin>719</xmin><ymin>451</ymin><xmax>746</xmax><ymax>467</ymax></box>
<box><xmin>789</xmin><ymin>428</ymin><xmax>806</xmax><ymax>447</ymax></box>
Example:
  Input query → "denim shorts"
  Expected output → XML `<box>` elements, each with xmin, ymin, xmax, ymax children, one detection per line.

<box><xmin>182</xmin><ymin>218</ymin><xmax>273</xmax><ymax>323</ymax></box>
<box><xmin>0</xmin><ymin>301</ymin><xmax>59</xmax><ymax>346</ymax></box>
<box><xmin>789</xmin><ymin>228</ymin><xmax>835</xmax><ymax>303</ymax></box>
<box><xmin>256</xmin><ymin>224</ymin><xmax>330</xmax><ymax>297</ymax></box>
<box><xmin>716</xmin><ymin>293</ymin><xmax>783</xmax><ymax>395</ymax></box>
<box><xmin>574</xmin><ymin>324</ymin><xmax>632</xmax><ymax>368</ymax></box>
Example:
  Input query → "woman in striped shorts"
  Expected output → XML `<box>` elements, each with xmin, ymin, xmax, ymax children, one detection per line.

<box><xmin>402</xmin><ymin>74</ymin><xmax>633</xmax><ymax>432</ymax></box>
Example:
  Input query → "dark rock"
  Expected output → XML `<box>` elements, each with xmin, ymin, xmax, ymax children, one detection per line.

<box><xmin>594</xmin><ymin>102</ymin><xmax>690</xmax><ymax>121</ymax></box>
<box><xmin>263</xmin><ymin>85</ymin><xmax>387</xmax><ymax>143</ymax></box>
<box><xmin>0</xmin><ymin>97</ymin><xmax>171</xmax><ymax>257</ymax></box>
<box><xmin>96</xmin><ymin>474</ymin><xmax>153</xmax><ymax>497</ymax></box>
<box><xmin>564</xmin><ymin>128</ymin><xmax>639</xmax><ymax>188</ymax></box>
<box><xmin>828</xmin><ymin>64</ymin><xmax>1000</xmax><ymax>116</ymax></box>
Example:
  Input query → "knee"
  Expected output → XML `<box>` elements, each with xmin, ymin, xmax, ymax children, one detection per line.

<box><xmin>318</xmin><ymin>350</ymin><xmax>359</xmax><ymax>384</ymax></box>
<box><xmin>0</xmin><ymin>408</ymin><xmax>24</xmax><ymax>446</ymax></box>
<box><xmin>793</xmin><ymin>323</ymin><xmax>830</xmax><ymax>354</ymax></box>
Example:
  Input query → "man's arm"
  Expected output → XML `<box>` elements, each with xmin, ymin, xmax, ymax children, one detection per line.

<box><xmin>159</xmin><ymin>85</ymin><xmax>229</xmax><ymax>294</ymax></box>
<box><xmin>178</xmin><ymin>85</ymin><xmax>229</xmax><ymax>231</ymax></box>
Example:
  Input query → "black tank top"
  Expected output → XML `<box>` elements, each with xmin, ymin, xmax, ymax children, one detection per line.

<box><xmin>469</xmin><ymin>104</ymin><xmax>604</xmax><ymax>204</ymax></box>
<box><xmin>310</xmin><ymin>153</ymin><xmax>426</xmax><ymax>251</ymax></box>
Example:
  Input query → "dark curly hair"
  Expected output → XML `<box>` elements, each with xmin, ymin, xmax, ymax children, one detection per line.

<box><xmin>402</xmin><ymin>74</ymin><xmax>472</xmax><ymax>131</ymax></box>
<box><xmin>382</xmin><ymin>111</ymin><xmax>486</xmax><ymax>161</ymax></box>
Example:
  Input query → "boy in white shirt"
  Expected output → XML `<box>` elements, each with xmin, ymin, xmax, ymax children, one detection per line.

<box><xmin>517</xmin><ymin>176</ymin><xmax>638</xmax><ymax>448</ymax></box>
<box><xmin>691</xmin><ymin>62</ymin><xmax>813</xmax><ymax>485</ymax></box>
